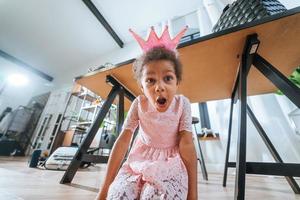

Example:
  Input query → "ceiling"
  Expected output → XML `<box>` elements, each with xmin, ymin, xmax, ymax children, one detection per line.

<box><xmin>0</xmin><ymin>0</ymin><xmax>204</xmax><ymax>83</ymax></box>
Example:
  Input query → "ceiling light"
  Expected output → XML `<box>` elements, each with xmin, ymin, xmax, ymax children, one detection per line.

<box><xmin>7</xmin><ymin>74</ymin><xmax>29</xmax><ymax>86</ymax></box>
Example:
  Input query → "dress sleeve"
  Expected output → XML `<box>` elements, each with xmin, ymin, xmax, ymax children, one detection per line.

<box><xmin>122</xmin><ymin>97</ymin><xmax>139</xmax><ymax>133</ymax></box>
<box><xmin>179</xmin><ymin>96</ymin><xmax>193</xmax><ymax>133</ymax></box>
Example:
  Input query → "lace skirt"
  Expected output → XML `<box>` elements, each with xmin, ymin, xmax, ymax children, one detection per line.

<box><xmin>107</xmin><ymin>138</ymin><xmax>188</xmax><ymax>200</ymax></box>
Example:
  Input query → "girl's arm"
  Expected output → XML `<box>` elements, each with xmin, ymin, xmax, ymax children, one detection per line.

<box><xmin>179</xmin><ymin>130</ymin><xmax>198</xmax><ymax>200</ymax></box>
<box><xmin>97</xmin><ymin>97</ymin><xmax>139</xmax><ymax>200</ymax></box>
<box><xmin>96</xmin><ymin>129</ymin><xmax>133</xmax><ymax>200</ymax></box>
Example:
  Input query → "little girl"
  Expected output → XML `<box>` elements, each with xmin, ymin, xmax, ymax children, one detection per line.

<box><xmin>96</xmin><ymin>26</ymin><xmax>197</xmax><ymax>200</ymax></box>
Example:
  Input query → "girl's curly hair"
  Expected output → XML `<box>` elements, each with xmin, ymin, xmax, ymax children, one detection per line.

<box><xmin>133</xmin><ymin>46</ymin><xmax>182</xmax><ymax>85</ymax></box>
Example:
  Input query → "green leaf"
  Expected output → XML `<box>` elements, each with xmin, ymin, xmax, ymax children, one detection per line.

<box><xmin>276</xmin><ymin>66</ymin><xmax>300</xmax><ymax>95</ymax></box>
<box><xmin>275</xmin><ymin>89</ymin><xmax>284</xmax><ymax>95</ymax></box>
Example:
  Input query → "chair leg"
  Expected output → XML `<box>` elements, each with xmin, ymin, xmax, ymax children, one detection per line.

<box><xmin>192</xmin><ymin>127</ymin><xmax>208</xmax><ymax>180</ymax></box>
<box><xmin>223</xmin><ymin>98</ymin><xmax>234</xmax><ymax>187</ymax></box>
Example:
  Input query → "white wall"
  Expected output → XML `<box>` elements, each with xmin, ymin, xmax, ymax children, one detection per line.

<box><xmin>279</xmin><ymin>0</ymin><xmax>300</xmax><ymax>9</ymax></box>
<box><xmin>53</xmin><ymin>41</ymin><xmax>141</xmax><ymax>88</ymax></box>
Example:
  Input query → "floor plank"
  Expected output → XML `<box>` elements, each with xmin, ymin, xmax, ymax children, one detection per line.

<box><xmin>0</xmin><ymin>157</ymin><xmax>299</xmax><ymax>200</ymax></box>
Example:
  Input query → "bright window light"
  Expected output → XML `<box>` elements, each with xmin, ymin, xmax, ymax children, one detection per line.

<box><xmin>7</xmin><ymin>74</ymin><xmax>29</xmax><ymax>86</ymax></box>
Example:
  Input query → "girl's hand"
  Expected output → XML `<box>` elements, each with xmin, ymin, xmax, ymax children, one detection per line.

<box><xmin>187</xmin><ymin>191</ymin><xmax>198</xmax><ymax>200</ymax></box>
<box><xmin>95</xmin><ymin>184</ymin><xmax>109</xmax><ymax>200</ymax></box>
<box><xmin>94</xmin><ymin>193</ymin><xmax>101</xmax><ymax>200</ymax></box>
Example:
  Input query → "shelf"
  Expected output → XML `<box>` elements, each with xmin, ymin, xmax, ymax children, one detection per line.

<box><xmin>67</xmin><ymin>85</ymin><xmax>117</xmax><ymax>147</ymax></box>
<box><xmin>198</xmin><ymin>132</ymin><xmax>220</xmax><ymax>141</ymax></box>
<box><xmin>78</xmin><ymin>92</ymin><xmax>98</xmax><ymax>102</ymax></box>
<box><xmin>74</xmin><ymin>131</ymin><xmax>87</xmax><ymax>135</ymax></box>
<box><xmin>81</xmin><ymin>104</ymin><xmax>101</xmax><ymax>112</ymax></box>
<box><xmin>63</xmin><ymin>116</ymin><xmax>78</xmax><ymax>122</ymax></box>
<box><xmin>70</xmin><ymin>124</ymin><xmax>87</xmax><ymax>130</ymax></box>
<box><xmin>103</xmin><ymin>119</ymin><xmax>116</xmax><ymax>125</ymax></box>
<box><xmin>71</xmin><ymin>91</ymin><xmax>80</xmax><ymax>96</ymax></box>
<box><xmin>77</xmin><ymin>121</ymin><xmax>93</xmax><ymax>126</ymax></box>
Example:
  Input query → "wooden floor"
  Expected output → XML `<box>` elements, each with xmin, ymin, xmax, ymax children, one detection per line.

<box><xmin>0</xmin><ymin>157</ymin><xmax>300</xmax><ymax>200</ymax></box>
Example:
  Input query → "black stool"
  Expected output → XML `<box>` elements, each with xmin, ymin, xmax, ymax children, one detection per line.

<box><xmin>192</xmin><ymin>116</ymin><xmax>208</xmax><ymax>180</ymax></box>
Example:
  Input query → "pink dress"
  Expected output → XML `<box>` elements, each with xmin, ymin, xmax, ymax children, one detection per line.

<box><xmin>107</xmin><ymin>94</ymin><xmax>192</xmax><ymax>199</ymax></box>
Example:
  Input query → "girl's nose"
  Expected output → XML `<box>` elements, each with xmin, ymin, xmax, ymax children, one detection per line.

<box><xmin>155</xmin><ymin>82</ymin><xmax>165</xmax><ymax>92</ymax></box>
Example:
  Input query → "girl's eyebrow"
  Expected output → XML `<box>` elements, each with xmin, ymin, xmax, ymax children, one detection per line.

<box><xmin>145</xmin><ymin>71</ymin><xmax>156</xmax><ymax>75</ymax></box>
<box><xmin>164</xmin><ymin>69</ymin><xmax>176</xmax><ymax>73</ymax></box>
<box><xmin>144</xmin><ymin>69</ymin><xmax>175</xmax><ymax>75</ymax></box>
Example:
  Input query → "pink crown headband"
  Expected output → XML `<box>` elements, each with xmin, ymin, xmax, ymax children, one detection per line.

<box><xmin>129</xmin><ymin>25</ymin><xmax>188</xmax><ymax>53</ymax></box>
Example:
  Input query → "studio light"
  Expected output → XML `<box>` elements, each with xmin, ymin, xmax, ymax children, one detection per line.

<box><xmin>7</xmin><ymin>74</ymin><xmax>29</xmax><ymax>86</ymax></box>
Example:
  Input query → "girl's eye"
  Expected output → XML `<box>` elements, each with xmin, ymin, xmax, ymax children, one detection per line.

<box><xmin>145</xmin><ymin>78</ymin><xmax>155</xmax><ymax>84</ymax></box>
<box><xmin>164</xmin><ymin>75</ymin><xmax>174</xmax><ymax>82</ymax></box>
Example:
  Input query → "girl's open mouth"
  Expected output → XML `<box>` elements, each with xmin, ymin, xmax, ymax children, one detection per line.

<box><xmin>156</xmin><ymin>97</ymin><xmax>167</xmax><ymax>106</ymax></box>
